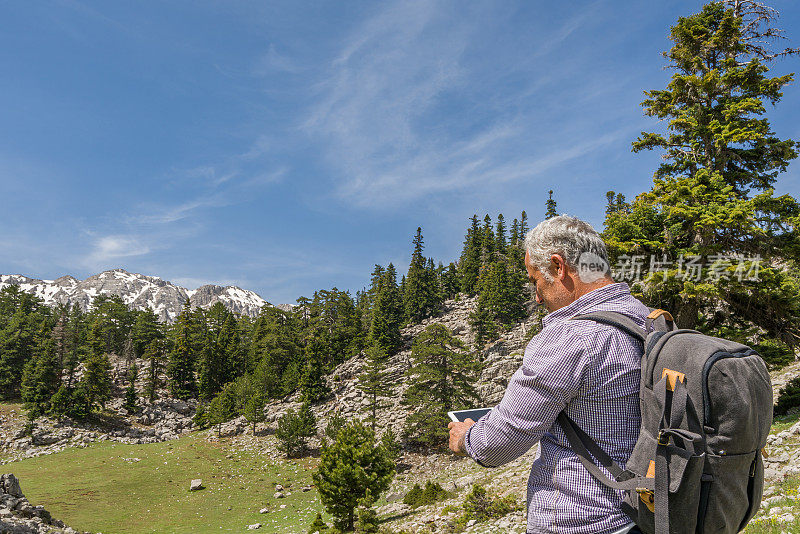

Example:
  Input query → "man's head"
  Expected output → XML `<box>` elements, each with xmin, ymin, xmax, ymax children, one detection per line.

<box><xmin>524</xmin><ymin>215</ymin><xmax>613</xmax><ymax>312</ymax></box>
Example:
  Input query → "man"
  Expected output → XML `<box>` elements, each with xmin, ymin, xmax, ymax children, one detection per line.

<box><xmin>448</xmin><ymin>215</ymin><xmax>647</xmax><ymax>534</ymax></box>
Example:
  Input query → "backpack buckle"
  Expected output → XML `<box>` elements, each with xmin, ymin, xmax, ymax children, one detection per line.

<box><xmin>658</xmin><ymin>430</ymin><xmax>669</xmax><ymax>446</ymax></box>
<box><xmin>636</xmin><ymin>489</ymin><xmax>655</xmax><ymax>513</ymax></box>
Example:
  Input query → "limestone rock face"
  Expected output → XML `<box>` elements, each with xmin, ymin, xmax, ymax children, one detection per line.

<box><xmin>0</xmin><ymin>473</ymin><xmax>86</xmax><ymax>533</ymax></box>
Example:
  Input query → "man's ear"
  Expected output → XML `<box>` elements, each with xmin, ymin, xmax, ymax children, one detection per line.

<box><xmin>551</xmin><ymin>254</ymin><xmax>568</xmax><ymax>280</ymax></box>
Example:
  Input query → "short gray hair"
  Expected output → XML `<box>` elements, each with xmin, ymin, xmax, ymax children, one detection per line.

<box><xmin>524</xmin><ymin>215</ymin><xmax>610</xmax><ymax>282</ymax></box>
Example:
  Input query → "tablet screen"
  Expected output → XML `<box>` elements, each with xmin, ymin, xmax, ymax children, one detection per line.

<box><xmin>448</xmin><ymin>408</ymin><xmax>492</xmax><ymax>423</ymax></box>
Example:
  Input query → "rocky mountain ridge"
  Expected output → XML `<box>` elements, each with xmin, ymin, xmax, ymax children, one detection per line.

<box><xmin>0</xmin><ymin>269</ymin><xmax>286</xmax><ymax>322</ymax></box>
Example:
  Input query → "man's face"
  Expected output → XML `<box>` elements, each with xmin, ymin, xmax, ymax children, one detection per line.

<box><xmin>524</xmin><ymin>250</ymin><xmax>568</xmax><ymax>312</ymax></box>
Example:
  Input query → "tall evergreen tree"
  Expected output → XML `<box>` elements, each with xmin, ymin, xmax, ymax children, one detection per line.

<box><xmin>519</xmin><ymin>210</ymin><xmax>529</xmax><ymax>240</ymax></box>
<box><xmin>82</xmin><ymin>352</ymin><xmax>112</xmax><ymax>411</ymax></box>
<box><xmin>604</xmin><ymin>0</ymin><xmax>800</xmax><ymax>348</ymax></box>
<box><xmin>495</xmin><ymin>214</ymin><xmax>507</xmax><ymax>252</ymax></box>
<box><xmin>510</xmin><ymin>218</ymin><xmax>520</xmax><ymax>247</ymax></box>
<box><xmin>403</xmin><ymin>324</ymin><xmax>482</xmax><ymax>448</ymax></box>
<box><xmin>369</xmin><ymin>264</ymin><xmax>403</xmax><ymax>355</ymax></box>
<box><xmin>131</xmin><ymin>309</ymin><xmax>162</xmax><ymax>359</ymax></box>
<box><xmin>166</xmin><ymin>300</ymin><xmax>197</xmax><ymax>400</ymax></box>
<box><xmin>545</xmin><ymin>190</ymin><xmax>558</xmax><ymax>219</ymax></box>
<box><xmin>357</xmin><ymin>345</ymin><xmax>391</xmax><ymax>434</ymax></box>
<box><xmin>471</xmin><ymin>260</ymin><xmax>528</xmax><ymax>345</ymax></box>
<box><xmin>0</xmin><ymin>287</ymin><xmax>51</xmax><ymax>400</ymax></box>
<box><xmin>20</xmin><ymin>331</ymin><xmax>59</xmax><ymax>419</ymax></box>
<box><xmin>404</xmin><ymin>227</ymin><xmax>439</xmax><ymax>322</ymax></box>
<box><xmin>440</xmin><ymin>262</ymin><xmax>460</xmax><ymax>301</ymax></box>
<box><xmin>459</xmin><ymin>215</ymin><xmax>483</xmax><ymax>295</ymax></box>
<box><xmin>480</xmin><ymin>215</ymin><xmax>495</xmax><ymax>265</ymax></box>
<box><xmin>144</xmin><ymin>338</ymin><xmax>166</xmax><ymax>403</ymax></box>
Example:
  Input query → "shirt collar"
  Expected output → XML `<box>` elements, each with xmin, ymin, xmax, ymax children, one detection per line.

<box><xmin>541</xmin><ymin>282</ymin><xmax>632</xmax><ymax>328</ymax></box>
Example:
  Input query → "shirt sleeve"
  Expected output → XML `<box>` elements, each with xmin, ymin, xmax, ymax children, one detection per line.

<box><xmin>464</xmin><ymin>323</ymin><xmax>589</xmax><ymax>467</ymax></box>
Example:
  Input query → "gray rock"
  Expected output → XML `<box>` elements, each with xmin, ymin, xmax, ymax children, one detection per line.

<box><xmin>1</xmin><ymin>474</ymin><xmax>23</xmax><ymax>497</ymax></box>
<box><xmin>247</xmin><ymin>523</ymin><xmax>262</xmax><ymax>530</ymax></box>
<box><xmin>189</xmin><ymin>479</ymin><xmax>203</xmax><ymax>491</ymax></box>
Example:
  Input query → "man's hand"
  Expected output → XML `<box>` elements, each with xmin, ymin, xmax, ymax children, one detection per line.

<box><xmin>448</xmin><ymin>418</ymin><xmax>475</xmax><ymax>455</ymax></box>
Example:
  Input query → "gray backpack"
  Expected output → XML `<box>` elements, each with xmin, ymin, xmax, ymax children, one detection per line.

<box><xmin>558</xmin><ymin>309</ymin><xmax>772</xmax><ymax>534</ymax></box>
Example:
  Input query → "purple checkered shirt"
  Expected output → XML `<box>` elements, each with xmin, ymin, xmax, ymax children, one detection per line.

<box><xmin>465</xmin><ymin>282</ymin><xmax>648</xmax><ymax>534</ymax></box>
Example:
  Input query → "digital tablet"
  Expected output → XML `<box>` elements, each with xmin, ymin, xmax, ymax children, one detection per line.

<box><xmin>448</xmin><ymin>408</ymin><xmax>492</xmax><ymax>423</ymax></box>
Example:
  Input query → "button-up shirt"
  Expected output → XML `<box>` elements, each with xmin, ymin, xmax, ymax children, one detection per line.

<box><xmin>465</xmin><ymin>282</ymin><xmax>649</xmax><ymax>534</ymax></box>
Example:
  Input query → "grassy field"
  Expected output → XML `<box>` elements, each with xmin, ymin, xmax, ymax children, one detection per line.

<box><xmin>2</xmin><ymin>406</ymin><xmax>799</xmax><ymax>533</ymax></box>
<box><xmin>2</xmin><ymin>431</ymin><xmax>327</xmax><ymax>533</ymax></box>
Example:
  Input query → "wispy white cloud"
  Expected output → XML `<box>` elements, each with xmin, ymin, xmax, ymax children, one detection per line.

<box><xmin>303</xmin><ymin>1</ymin><xmax>618</xmax><ymax>209</ymax></box>
<box><xmin>82</xmin><ymin>234</ymin><xmax>150</xmax><ymax>270</ymax></box>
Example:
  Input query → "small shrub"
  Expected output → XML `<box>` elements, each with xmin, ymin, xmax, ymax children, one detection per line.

<box><xmin>308</xmin><ymin>512</ymin><xmax>328</xmax><ymax>533</ymax></box>
<box><xmin>461</xmin><ymin>484</ymin><xmax>518</xmax><ymax>522</ymax></box>
<box><xmin>402</xmin><ymin>481</ymin><xmax>450</xmax><ymax>508</ymax></box>
<box><xmin>775</xmin><ymin>377</ymin><xmax>800</xmax><ymax>417</ymax></box>
<box><xmin>192</xmin><ymin>403</ymin><xmax>209</xmax><ymax>429</ymax></box>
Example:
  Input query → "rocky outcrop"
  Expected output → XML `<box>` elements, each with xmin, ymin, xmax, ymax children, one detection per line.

<box><xmin>0</xmin><ymin>269</ymin><xmax>276</xmax><ymax>322</ymax></box>
<box><xmin>1</xmin><ymin>398</ymin><xmax>195</xmax><ymax>463</ymax></box>
<box><xmin>0</xmin><ymin>473</ymin><xmax>88</xmax><ymax>534</ymax></box>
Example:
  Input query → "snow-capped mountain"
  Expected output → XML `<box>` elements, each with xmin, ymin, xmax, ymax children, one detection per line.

<box><xmin>0</xmin><ymin>269</ymin><xmax>276</xmax><ymax>322</ymax></box>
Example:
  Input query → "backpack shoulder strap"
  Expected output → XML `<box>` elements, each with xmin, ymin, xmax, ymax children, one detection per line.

<box><xmin>557</xmin><ymin>412</ymin><xmax>650</xmax><ymax>491</ymax></box>
<box><xmin>569</xmin><ymin>311</ymin><xmax>647</xmax><ymax>344</ymax></box>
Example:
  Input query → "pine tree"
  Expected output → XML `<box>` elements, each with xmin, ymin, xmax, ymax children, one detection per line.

<box><xmin>545</xmin><ymin>190</ymin><xmax>558</xmax><ymax>219</ymax></box>
<box><xmin>300</xmin><ymin>336</ymin><xmax>330</xmax><ymax>403</ymax></box>
<box><xmin>357</xmin><ymin>345</ymin><xmax>391</xmax><ymax>434</ymax></box>
<box><xmin>123</xmin><ymin>362</ymin><xmax>139</xmax><ymax>414</ymax></box>
<box><xmin>369</xmin><ymin>264</ymin><xmax>403</xmax><ymax>355</ymax></box>
<box><xmin>404</xmin><ymin>227</ymin><xmax>439</xmax><ymax>322</ymax></box>
<box><xmin>144</xmin><ymin>338</ymin><xmax>165</xmax><ymax>402</ymax></box>
<box><xmin>198</xmin><ymin>303</ymin><xmax>240</xmax><ymax>401</ymax></box>
<box><xmin>471</xmin><ymin>258</ymin><xmax>528</xmax><ymax>345</ymax></box>
<box><xmin>20</xmin><ymin>331</ymin><xmax>59</xmax><ymax>419</ymax></box>
<box><xmin>167</xmin><ymin>300</ymin><xmax>197</xmax><ymax>400</ymax></box>
<box><xmin>0</xmin><ymin>288</ymin><xmax>50</xmax><ymax>400</ymax></box>
<box><xmin>519</xmin><ymin>210</ymin><xmax>529</xmax><ymax>240</ymax></box>
<box><xmin>276</xmin><ymin>402</ymin><xmax>316</xmax><ymax>458</ymax></box>
<box><xmin>604</xmin><ymin>0</ymin><xmax>800</xmax><ymax>348</ymax></box>
<box><xmin>313</xmin><ymin>421</ymin><xmax>395</xmax><ymax>531</ymax></box>
<box><xmin>495</xmin><ymin>214</ymin><xmax>507</xmax><ymax>252</ymax></box>
<box><xmin>248</xmin><ymin>306</ymin><xmax>303</xmax><ymax>398</ymax></box>
<box><xmin>480</xmin><ymin>215</ymin><xmax>495</xmax><ymax>265</ymax></box>
<box><xmin>440</xmin><ymin>262</ymin><xmax>460</xmax><ymax>301</ymax></box>
<box><xmin>243</xmin><ymin>393</ymin><xmax>266</xmax><ymax>434</ymax></box>
<box><xmin>510</xmin><ymin>218</ymin><xmax>520</xmax><ymax>247</ymax></box>
<box><xmin>403</xmin><ymin>324</ymin><xmax>482</xmax><ymax>448</ymax></box>
<box><xmin>459</xmin><ymin>215</ymin><xmax>483</xmax><ymax>295</ymax></box>
<box><xmin>82</xmin><ymin>352</ymin><xmax>112</xmax><ymax>411</ymax></box>
<box><xmin>208</xmin><ymin>384</ymin><xmax>238</xmax><ymax>437</ymax></box>
<box><xmin>131</xmin><ymin>309</ymin><xmax>162</xmax><ymax>359</ymax></box>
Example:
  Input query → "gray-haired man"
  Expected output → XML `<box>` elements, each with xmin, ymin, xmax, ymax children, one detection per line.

<box><xmin>448</xmin><ymin>215</ymin><xmax>646</xmax><ymax>534</ymax></box>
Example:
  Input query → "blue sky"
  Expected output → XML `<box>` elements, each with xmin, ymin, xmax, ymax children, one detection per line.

<box><xmin>1</xmin><ymin>0</ymin><xmax>798</xmax><ymax>304</ymax></box>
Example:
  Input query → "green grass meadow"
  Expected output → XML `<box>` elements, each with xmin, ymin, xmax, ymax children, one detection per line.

<box><xmin>2</xmin><ymin>431</ymin><xmax>326</xmax><ymax>533</ymax></box>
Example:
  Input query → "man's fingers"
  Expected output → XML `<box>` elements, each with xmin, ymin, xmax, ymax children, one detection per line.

<box><xmin>464</xmin><ymin>418</ymin><xmax>475</xmax><ymax>424</ymax></box>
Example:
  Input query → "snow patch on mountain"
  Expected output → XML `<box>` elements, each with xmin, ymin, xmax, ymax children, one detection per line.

<box><xmin>0</xmin><ymin>269</ymin><xmax>275</xmax><ymax>322</ymax></box>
